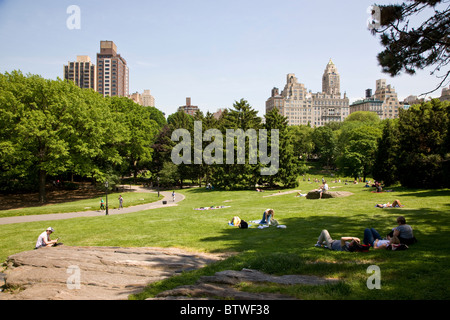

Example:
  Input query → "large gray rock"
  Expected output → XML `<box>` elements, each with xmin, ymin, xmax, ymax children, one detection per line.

<box><xmin>152</xmin><ymin>268</ymin><xmax>339</xmax><ymax>300</ymax></box>
<box><xmin>306</xmin><ymin>190</ymin><xmax>353</xmax><ymax>199</ymax></box>
<box><xmin>0</xmin><ymin>246</ymin><xmax>226</xmax><ymax>300</ymax></box>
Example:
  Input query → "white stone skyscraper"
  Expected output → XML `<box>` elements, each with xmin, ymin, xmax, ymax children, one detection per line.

<box><xmin>266</xmin><ymin>60</ymin><xmax>349</xmax><ymax>127</ymax></box>
<box><xmin>322</xmin><ymin>59</ymin><xmax>340</xmax><ymax>95</ymax></box>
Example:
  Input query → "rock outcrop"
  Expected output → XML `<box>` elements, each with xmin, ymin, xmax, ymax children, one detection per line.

<box><xmin>0</xmin><ymin>246</ymin><xmax>225</xmax><ymax>300</ymax></box>
<box><xmin>306</xmin><ymin>191</ymin><xmax>353</xmax><ymax>199</ymax></box>
<box><xmin>152</xmin><ymin>268</ymin><xmax>339</xmax><ymax>300</ymax></box>
<box><xmin>1</xmin><ymin>247</ymin><xmax>340</xmax><ymax>301</ymax></box>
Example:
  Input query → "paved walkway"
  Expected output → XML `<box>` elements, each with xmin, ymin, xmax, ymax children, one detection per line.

<box><xmin>0</xmin><ymin>187</ymin><xmax>185</xmax><ymax>226</ymax></box>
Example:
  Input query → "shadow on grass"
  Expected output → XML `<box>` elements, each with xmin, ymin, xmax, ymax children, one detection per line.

<box><xmin>195</xmin><ymin>207</ymin><xmax>450</xmax><ymax>299</ymax></box>
<box><xmin>398</xmin><ymin>189</ymin><xmax>450</xmax><ymax>198</ymax></box>
<box><xmin>200</xmin><ymin>205</ymin><xmax>449</xmax><ymax>253</ymax></box>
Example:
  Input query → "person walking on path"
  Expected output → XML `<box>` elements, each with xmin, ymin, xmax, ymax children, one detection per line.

<box><xmin>0</xmin><ymin>188</ymin><xmax>185</xmax><ymax>226</ymax></box>
<box><xmin>118</xmin><ymin>195</ymin><xmax>124</xmax><ymax>209</ymax></box>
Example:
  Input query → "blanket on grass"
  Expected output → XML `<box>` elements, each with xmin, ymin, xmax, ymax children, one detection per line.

<box><xmin>195</xmin><ymin>205</ymin><xmax>231</xmax><ymax>210</ymax></box>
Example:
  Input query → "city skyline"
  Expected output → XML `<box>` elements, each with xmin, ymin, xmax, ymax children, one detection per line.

<box><xmin>0</xmin><ymin>0</ymin><xmax>446</xmax><ymax>117</ymax></box>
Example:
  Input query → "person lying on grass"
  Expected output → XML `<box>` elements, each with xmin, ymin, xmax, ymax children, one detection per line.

<box><xmin>314</xmin><ymin>229</ymin><xmax>362</xmax><ymax>252</ymax></box>
<box><xmin>376</xmin><ymin>199</ymin><xmax>403</xmax><ymax>208</ymax></box>
<box><xmin>363</xmin><ymin>228</ymin><xmax>400</xmax><ymax>249</ymax></box>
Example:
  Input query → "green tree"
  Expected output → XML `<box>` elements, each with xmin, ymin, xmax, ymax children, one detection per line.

<box><xmin>345</xmin><ymin>111</ymin><xmax>381</xmax><ymax>123</ymax></box>
<box><xmin>150</xmin><ymin>124</ymin><xmax>174</xmax><ymax>175</ymax></box>
<box><xmin>286</xmin><ymin>125</ymin><xmax>314</xmax><ymax>160</ymax></box>
<box><xmin>167</xmin><ymin>110</ymin><xmax>195</xmax><ymax>187</ymax></box>
<box><xmin>397</xmin><ymin>99</ymin><xmax>449</xmax><ymax>188</ymax></box>
<box><xmin>337</xmin><ymin>124</ymin><xmax>382</xmax><ymax>181</ymax></box>
<box><xmin>108</xmin><ymin>97</ymin><xmax>164</xmax><ymax>183</ymax></box>
<box><xmin>372</xmin><ymin>119</ymin><xmax>400</xmax><ymax>186</ymax></box>
<box><xmin>0</xmin><ymin>71</ymin><xmax>123</xmax><ymax>202</ymax></box>
<box><xmin>167</xmin><ymin>110</ymin><xmax>194</xmax><ymax>132</ymax></box>
<box><xmin>263</xmin><ymin>108</ymin><xmax>300</xmax><ymax>187</ymax></box>
<box><xmin>311</xmin><ymin>126</ymin><xmax>338</xmax><ymax>170</ymax></box>
<box><xmin>213</xmin><ymin>99</ymin><xmax>262</xmax><ymax>189</ymax></box>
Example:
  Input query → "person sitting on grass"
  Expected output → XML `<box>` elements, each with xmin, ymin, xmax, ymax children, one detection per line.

<box><xmin>35</xmin><ymin>227</ymin><xmax>59</xmax><ymax>249</ymax></box>
<box><xmin>314</xmin><ymin>229</ymin><xmax>361</xmax><ymax>252</ymax></box>
<box><xmin>376</xmin><ymin>199</ymin><xmax>403</xmax><ymax>208</ymax></box>
<box><xmin>387</xmin><ymin>216</ymin><xmax>417</xmax><ymax>245</ymax></box>
<box><xmin>260</xmin><ymin>209</ymin><xmax>274</xmax><ymax>225</ymax></box>
<box><xmin>363</xmin><ymin>228</ymin><xmax>400</xmax><ymax>249</ymax></box>
<box><xmin>373</xmin><ymin>181</ymin><xmax>383</xmax><ymax>192</ymax></box>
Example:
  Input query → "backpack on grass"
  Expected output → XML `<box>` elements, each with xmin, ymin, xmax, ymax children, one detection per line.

<box><xmin>239</xmin><ymin>220</ymin><xmax>248</xmax><ymax>229</ymax></box>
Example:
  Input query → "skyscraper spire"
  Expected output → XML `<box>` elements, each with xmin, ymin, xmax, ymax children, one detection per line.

<box><xmin>322</xmin><ymin>59</ymin><xmax>340</xmax><ymax>95</ymax></box>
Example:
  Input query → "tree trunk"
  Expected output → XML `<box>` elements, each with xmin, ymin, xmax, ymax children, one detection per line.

<box><xmin>39</xmin><ymin>169</ymin><xmax>47</xmax><ymax>203</ymax></box>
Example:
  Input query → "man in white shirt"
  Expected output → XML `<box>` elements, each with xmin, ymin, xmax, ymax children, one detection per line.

<box><xmin>35</xmin><ymin>227</ymin><xmax>58</xmax><ymax>249</ymax></box>
<box><xmin>319</xmin><ymin>181</ymin><xmax>329</xmax><ymax>199</ymax></box>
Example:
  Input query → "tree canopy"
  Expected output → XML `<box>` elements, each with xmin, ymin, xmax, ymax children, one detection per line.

<box><xmin>370</xmin><ymin>0</ymin><xmax>450</xmax><ymax>94</ymax></box>
<box><xmin>0</xmin><ymin>71</ymin><xmax>166</xmax><ymax>202</ymax></box>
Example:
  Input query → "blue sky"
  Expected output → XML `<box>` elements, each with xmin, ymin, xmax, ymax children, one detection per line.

<box><xmin>0</xmin><ymin>0</ymin><xmax>445</xmax><ymax>116</ymax></box>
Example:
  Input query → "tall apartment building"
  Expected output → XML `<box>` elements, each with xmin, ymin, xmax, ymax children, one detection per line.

<box><xmin>440</xmin><ymin>85</ymin><xmax>450</xmax><ymax>102</ymax></box>
<box><xmin>96</xmin><ymin>41</ymin><xmax>129</xmax><ymax>97</ymax></box>
<box><xmin>350</xmin><ymin>79</ymin><xmax>401</xmax><ymax>119</ymax></box>
<box><xmin>129</xmin><ymin>90</ymin><xmax>155</xmax><ymax>107</ymax></box>
<box><xmin>266</xmin><ymin>60</ymin><xmax>349</xmax><ymax>126</ymax></box>
<box><xmin>142</xmin><ymin>90</ymin><xmax>155</xmax><ymax>107</ymax></box>
<box><xmin>64</xmin><ymin>55</ymin><xmax>96</xmax><ymax>90</ymax></box>
<box><xmin>178</xmin><ymin>97</ymin><xmax>199</xmax><ymax>116</ymax></box>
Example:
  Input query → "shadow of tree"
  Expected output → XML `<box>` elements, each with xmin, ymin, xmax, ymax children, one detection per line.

<box><xmin>196</xmin><ymin>206</ymin><xmax>450</xmax><ymax>299</ymax></box>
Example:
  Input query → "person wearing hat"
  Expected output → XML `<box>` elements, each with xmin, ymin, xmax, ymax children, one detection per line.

<box><xmin>35</xmin><ymin>227</ymin><xmax>58</xmax><ymax>249</ymax></box>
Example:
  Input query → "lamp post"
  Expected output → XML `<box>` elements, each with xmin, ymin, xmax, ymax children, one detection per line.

<box><xmin>105</xmin><ymin>181</ymin><xmax>109</xmax><ymax>216</ymax></box>
<box><xmin>157</xmin><ymin>177</ymin><xmax>160</xmax><ymax>198</ymax></box>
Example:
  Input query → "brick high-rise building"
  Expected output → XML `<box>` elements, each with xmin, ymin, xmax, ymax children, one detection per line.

<box><xmin>64</xmin><ymin>55</ymin><xmax>96</xmax><ymax>90</ymax></box>
<box><xmin>178</xmin><ymin>97</ymin><xmax>199</xmax><ymax>116</ymax></box>
<box><xmin>96</xmin><ymin>41</ymin><xmax>129</xmax><ymax>97</ymax></box>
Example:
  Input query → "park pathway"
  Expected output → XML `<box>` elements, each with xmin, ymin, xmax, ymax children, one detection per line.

<box><xmin>0</xmin><ymin>187</ymin><xmax>185</xmax><ymax>226</ymax></box>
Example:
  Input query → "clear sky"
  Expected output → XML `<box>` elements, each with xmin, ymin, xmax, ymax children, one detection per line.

<box><xmin>0</xmin><ymin>0</ymin><xmax>445</xmax><ymax>117</ymax></box>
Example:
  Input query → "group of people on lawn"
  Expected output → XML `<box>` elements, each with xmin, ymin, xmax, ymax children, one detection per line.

<box><xmin>315</xmin><ymin>215</ymin><xmax>417</xmax><ymax>252</ymax></box>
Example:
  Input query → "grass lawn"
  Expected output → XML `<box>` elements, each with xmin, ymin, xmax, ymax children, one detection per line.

<box><xmin>0</xmin><ymin>192</ymin><xmax>160</xmax><ymax>218</ymax></box>
<box><xmin>0</xmin><ymin>176</ymin><xmax>449</xmax><ymax>300</ymax></box>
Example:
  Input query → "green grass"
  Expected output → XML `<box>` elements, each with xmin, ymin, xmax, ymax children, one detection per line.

<box><xmin>0</xmin><ymin>192</ymin><xmax>160</xmax><ymax>218</ymax></box>
<box><xmin>0</xmin><ymin>176</ymin><xmax>449</xmax><ymax>300</ymax></box>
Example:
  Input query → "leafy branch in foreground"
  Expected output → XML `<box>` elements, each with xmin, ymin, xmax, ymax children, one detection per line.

<box><xmin>370</xmin><ymin>0</ymin><xmax>450</xmax><ymax>95</ymax></box>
